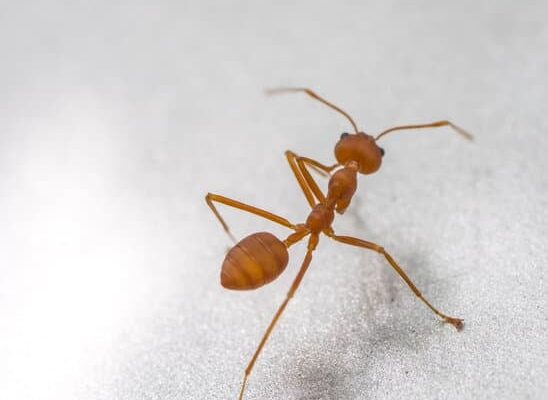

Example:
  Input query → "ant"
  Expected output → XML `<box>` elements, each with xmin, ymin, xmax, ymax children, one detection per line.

<box><xmin>205</xmin><ymin>87</ymin><xmax>472</xmax><ymax>399</ymax></box>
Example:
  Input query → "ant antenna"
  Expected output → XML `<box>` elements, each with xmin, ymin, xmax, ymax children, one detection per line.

<box><xmin>266</xmin><ymin>87</ymin><xmax>360</xmax><ymax>134</ymax></box>
<box><xmin>375</xmin><ymin>120</ymin><xmax>473</xmax><ymax>141</ymax></box>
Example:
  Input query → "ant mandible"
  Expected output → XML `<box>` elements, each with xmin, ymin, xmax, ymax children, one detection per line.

<box><xmin>205</xmin><ymin>87</ymin><xmax>472</xmax><ymax>400</ymax></box>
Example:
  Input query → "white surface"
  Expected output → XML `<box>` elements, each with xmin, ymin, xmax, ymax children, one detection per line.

<box><xmin>0</xmin><ymin>1</ymin><xmax>546</xmax><ymax>399</ymax></box>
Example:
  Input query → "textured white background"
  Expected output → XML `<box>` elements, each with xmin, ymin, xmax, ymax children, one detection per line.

<box><xmin>0</xmin><ymin>1</ymin><xmax>546</xmax><ymax>399</ymax></box>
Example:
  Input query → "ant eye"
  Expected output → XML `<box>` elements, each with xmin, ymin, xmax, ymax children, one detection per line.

<box><xmin>340</xmin><ymin>132</ymin><xmax>349</xmax><ymax>140</ymax></box>
<box><xmin>379</xmin><ymin>147</ymin><xmax>385</xmax><ymax>157</ymax></box>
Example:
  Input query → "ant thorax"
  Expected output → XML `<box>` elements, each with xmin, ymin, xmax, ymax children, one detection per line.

<box><xmin>327</xmin><ymin>163</ymin><xmax>358</xmax><ymax>214</ymax></box>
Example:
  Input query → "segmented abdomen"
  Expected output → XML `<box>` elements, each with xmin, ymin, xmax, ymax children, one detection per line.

<box><xmin>221</xmin><ymin>232</ymin><xmax>289</xmax><ymax>290</ymax></box>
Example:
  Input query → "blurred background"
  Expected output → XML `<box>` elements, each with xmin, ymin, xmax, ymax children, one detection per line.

<box><xmin>0</xmin><ymin>1</ymin><xmax>546</xmax><ymax>399</ymax></box>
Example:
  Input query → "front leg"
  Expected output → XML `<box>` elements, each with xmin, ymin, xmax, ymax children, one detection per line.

<box><xmin>285</xmin><ymin>150</ymin><xmax>338</xmax><ymax>207</ymax></box>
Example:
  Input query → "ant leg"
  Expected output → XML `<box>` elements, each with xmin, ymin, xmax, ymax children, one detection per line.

<box><xmin>306</xmin><ymin>162</ymin><xmax>333</xmax><ymax>178</ymax></box>
<box><xmin>205</xmin><ymin>193</ymin><xmax>296</xmax><ymax>243</ymax></box>
<box><xmin>305</xmin><ymin>158</ymin><xmax>339</xmax><ymax>175</ymax></box>
<box><xmin>285</xmin><ymin>150</ymin><xmax>317</xmax><ymax>208</ymax></box>
<box><xmin>290</xmin><ymin>153</ymin><xmax>338</xmax><ymax>177</ymax></box>
<box><xmin>238</xmin><ymin>235</ymin><xmax>318</xmax><ymax>400</ymax></box>
<box><xmin>286</xmin><ymin>151</ymin><xmax>337</xmax><ymax>206</ymax></box>
<box><xmin>375</xmin><ymin>120</ymin><xmax>473</xmax><ymax>141</ymax></box>
<box><xmin>293</xmin><ymin>155</ymin><xmax>338</xmax><ymax>178</ymax></box>
<box><xmin>287</xmin><ymin>151</ymin><xmax>328</xmax><ymax>204</ymax></box>
<box><xmin>295</xmin><ymin>155</ymin><xmax>339</xmax><ymax>204</ymax></box>
<box><xmin>325</xmin><ymin>231</ymin><xmax>464</xmax><ymax>330</ymax></box>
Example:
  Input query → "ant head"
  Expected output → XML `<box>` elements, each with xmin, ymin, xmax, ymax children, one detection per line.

<box><xmin>335</xmin><ymin>132</ymin><xmax>384</xmax><ymax>174</ymax></box>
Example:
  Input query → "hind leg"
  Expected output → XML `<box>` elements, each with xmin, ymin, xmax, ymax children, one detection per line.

<box><xmin>325</xmin><ymin>230</ymin><xmax>463</xmax><ymax>330</ymax></box>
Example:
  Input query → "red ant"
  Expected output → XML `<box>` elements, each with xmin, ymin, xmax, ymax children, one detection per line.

<box><xmin>205</xmin><ymin>87</ymin><xmax>472</xmax><ymax>399</ymax></box>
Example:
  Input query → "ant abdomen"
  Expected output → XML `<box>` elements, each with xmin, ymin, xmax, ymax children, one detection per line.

<box><xmin>221</xmin><ymin>232</ymin><xmax>289</xmax><ymax>290</ymax></box>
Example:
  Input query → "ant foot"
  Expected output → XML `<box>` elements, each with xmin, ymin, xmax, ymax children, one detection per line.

<box><xmin>443</xmin><ymin>316</ymin><xmax>464</xmax><ymax>331</ymax></box>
